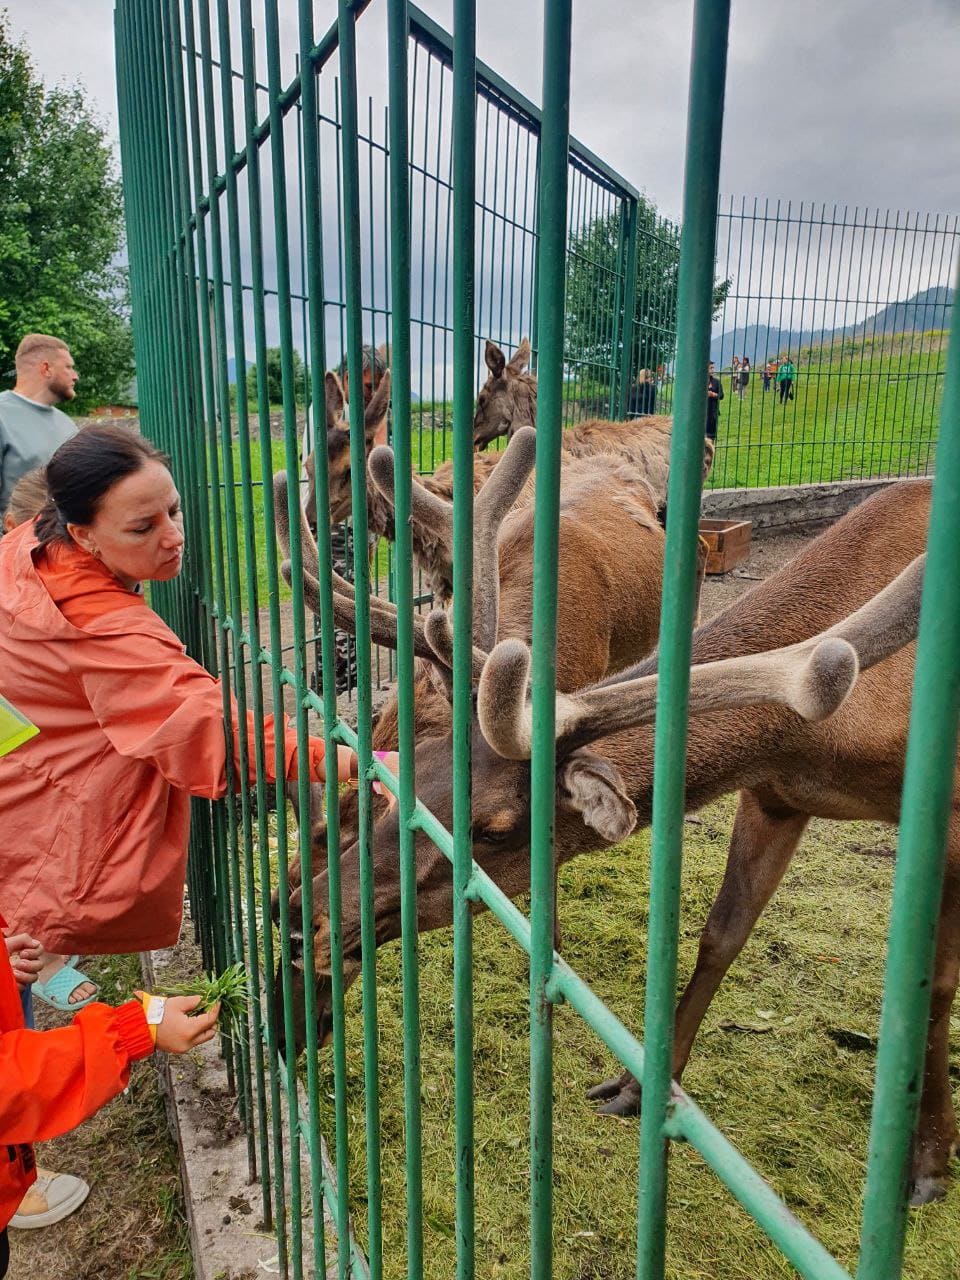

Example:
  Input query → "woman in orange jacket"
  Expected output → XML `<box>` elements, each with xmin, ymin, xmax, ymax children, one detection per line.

<box><xmin>0</xmin><ymin>908</ymin><xmax>220</xmax><ymax>1277</ymax></box>
<box><xmin>0</xmin><ymin>423</ymin><xmax>383</xmax><ymax>969</ymax></box>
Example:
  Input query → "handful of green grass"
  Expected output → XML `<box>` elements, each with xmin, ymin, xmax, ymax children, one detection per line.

<box><xmin>160</xmin><ymin>962</ymin><xmax>250</xmax><ymax>1040</ymax></box>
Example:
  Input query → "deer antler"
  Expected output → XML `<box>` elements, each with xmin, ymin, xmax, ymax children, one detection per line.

<box><xmin>478</xmin><ymin>553</ymin><xmax>926</xmax><ymax>761</ymax></box>
<box><xmin>272</xmin><ymin>469</ymin><xmax>474</xmax><ymax>676</ymax></box>
<box><xmin>367</xmin><ymin>426</ymin><xmax>537</xmax><ymax>652</ymax></box>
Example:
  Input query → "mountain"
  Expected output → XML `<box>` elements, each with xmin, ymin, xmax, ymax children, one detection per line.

<box><xmin>710</xmin><ymin>285</ymin><xmax>954</xmax><ymax>367</ymax></box>
<box><xmin>227</xmin><ymin>357</ymin><xmax>254</xmax><ymax>384</ymax></box>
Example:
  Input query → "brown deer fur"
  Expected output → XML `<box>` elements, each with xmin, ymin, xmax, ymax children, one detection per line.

<box><xmin>278</xmin><ymin>476</ymin><xmax>955</xmax><ymax>1205</ymax></box>
<box><xmin>472</xmin><ymin>338</ymin><xmax>715</xmax><ymax>504</ymax></box>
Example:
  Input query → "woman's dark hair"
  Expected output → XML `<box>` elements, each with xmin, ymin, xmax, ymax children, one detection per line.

<box><xmin>36</xmin><ymin>424</ymin><xmax>170</xmax><ymax>547</ymax></box>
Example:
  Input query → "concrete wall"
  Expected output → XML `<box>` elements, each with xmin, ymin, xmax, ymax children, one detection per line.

<box><xmin>701</xmin><ymin>475</ymin><xmax>929</xmax><ymax>533</ymax></box>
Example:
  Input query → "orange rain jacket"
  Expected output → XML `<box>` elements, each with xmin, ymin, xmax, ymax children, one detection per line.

<box><xmin>0</xmin><ymin>910</ymin><xmax>155</xmax><ymax>1232</ymax></box>
<box><xmin>0</xmin><ymin>523</ymin><xmax>325</xmax><ymax>954</ymax></box>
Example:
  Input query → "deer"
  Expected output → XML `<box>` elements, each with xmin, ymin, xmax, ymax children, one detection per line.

<box><xmin>274</xmin><ymin>470</ymin><xmax>955</xmax><ymax>1206</ymax></box>
<box><xmin>309</xmin><ymin>357</ymin><xmax>712</xmax><ymax>600</ymax></box>
<box><xmin>472</xmin><ymin>338</ymin><xmax>714</xmax><ymax>512</ymax></box>
<box><xmin>276</xmin><ymin>426</ymin><xmax>671</xmax><ymax>907</ymax></box>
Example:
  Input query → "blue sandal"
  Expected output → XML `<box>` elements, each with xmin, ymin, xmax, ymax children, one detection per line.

<box><xmin>32</xmin><ymin>960</ymin><xmax>99</xmax><ymax>1012</ymax></box>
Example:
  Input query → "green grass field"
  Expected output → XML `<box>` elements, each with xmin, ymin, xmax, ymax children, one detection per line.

<box><xmin>297</xmin><ymin>797</ymin><xmax>959</xmax><ymax>1280</ymax></box>
<box><xmin>707</xmin><ymin>334</ymin><xmax>946</xmax><ymax>489</ymax></box>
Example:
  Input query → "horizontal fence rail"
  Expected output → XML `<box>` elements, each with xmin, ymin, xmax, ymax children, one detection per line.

<box><xmin>114</xmin><ymin>1</ymin><xmax>959</xmax><ymax>1278</ymax></box>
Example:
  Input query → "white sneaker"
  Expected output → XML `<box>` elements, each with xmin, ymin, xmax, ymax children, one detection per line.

<box><xmin>9</xmin><ymin>1168</ymin><xmax>90</xmax><ymax>1229</ymax></box>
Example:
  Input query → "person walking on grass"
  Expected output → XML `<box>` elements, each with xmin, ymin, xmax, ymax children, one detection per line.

<box><xmin>777</xmin><ymin>355</ymin><xmax>796</xmax><ymax>404</ymax></box>
<box><xmin>705</xmin><ymin>360</ymin><xmax>724</xmax><ymax>442</ymax></box>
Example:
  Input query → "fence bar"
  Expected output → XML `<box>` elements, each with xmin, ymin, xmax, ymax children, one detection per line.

<box><xmin>337</xmin><ymin>1</ymin><xmax>384</xmax><ymax>1274</ymax></box>
<box><xmin>451</xmin><ymin>0</ymin><xmax>477</xmax><ymax>1273</ymax></box>
<box><xmin>856</xmin><ymin>263</ymin><xmax>960</xmax><ymax>1278</ymax></box>
<box><xmin>386</xmin><ymin>0</ymin><xmax>426</xmax><ymax>1274</ymax></box>
<box><xmin>635</xmin><ymin>3</ymin><xmax>731</xmax><ymax>1278</ymax></box>
<box><xmin>294</xmin><ymin>0</ymin><xmax>338</xmax><ymax>1271</ymax></box>
<box><xmin>528</xmin><ymin>3</ymin><xmax>572</xmax><ymax>1277</ymax></box>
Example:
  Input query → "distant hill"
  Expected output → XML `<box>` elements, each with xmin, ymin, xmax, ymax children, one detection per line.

<box><xmin>710</xmin><ymin>285</ymin><xmax>953</xmax><ymax>367</ymax></box>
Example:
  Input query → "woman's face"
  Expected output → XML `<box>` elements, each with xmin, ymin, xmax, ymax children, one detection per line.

<box><xmin>69</xmin><ymin>460</ymin><xmax>185</xmax><ymax>590</ymax></box>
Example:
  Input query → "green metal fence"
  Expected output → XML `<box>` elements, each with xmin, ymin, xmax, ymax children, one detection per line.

<box><xmin>114</xmin><ymin>1</ymin><xmax>959</xmax><ymax>1278</ymax></box>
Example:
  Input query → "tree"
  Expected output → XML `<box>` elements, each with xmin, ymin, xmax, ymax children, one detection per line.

<box><xmin>564</xmin><ymin>197</ymin><xmax>730</xmax><ymax>394</ymax></box>
<box><xmin>244</xmin><ymin>347</ymin><xmax>306</xmax><ymax>407</ymax></box>
<box><xmin>0</xmin><ymin>13</ymin><xmax>133</xmax><ymax>411</ymax></box>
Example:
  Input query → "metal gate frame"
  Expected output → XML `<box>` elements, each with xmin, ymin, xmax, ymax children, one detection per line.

<box><xmin>114</xmin><ymin>1</ymin><xmax>960</xmax><ymax>1277</ymax></box>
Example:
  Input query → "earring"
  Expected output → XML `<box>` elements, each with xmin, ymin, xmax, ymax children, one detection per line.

<box><xmin>91</xmin><ymin>548</ymin><xmax>102</xmax><ymax>561</ymax></box>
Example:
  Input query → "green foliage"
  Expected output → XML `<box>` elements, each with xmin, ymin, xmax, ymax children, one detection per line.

<box><xmin>564</xmin><ymin>199</ymin><xmax>730</xmax><ymax>383</ymax></box>
<box><xmin>244</xmin><ymin>345</ymin><xmax>306</xmax><ymax>406</ymax></box>
<box><xmin>0</xmin><ymin>14</ymin><xmax>133</xmax><ymax>411</ymax></box>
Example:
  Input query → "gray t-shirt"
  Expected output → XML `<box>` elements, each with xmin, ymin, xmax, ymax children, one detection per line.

<box><xmin>0</xmin><ymin>390</ymin><xmax>77</xmax><ymax>515</ymax></box>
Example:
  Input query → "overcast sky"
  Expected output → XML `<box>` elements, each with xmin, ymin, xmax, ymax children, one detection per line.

<box><xmin>7</xmin><ymin>0</ymin><xmax>958</xmax><ymax>221</ymax></box>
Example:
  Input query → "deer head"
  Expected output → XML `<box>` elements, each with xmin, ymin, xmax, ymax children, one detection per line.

<box><xmin>303</xmin><ymin>367</ymin><xmax>391</xmax><ymax>528</ymax></box>
<box><xmin>473</xmin><ymin>338</ymin><xmax>537</xmax><ymax>450</ymax></box>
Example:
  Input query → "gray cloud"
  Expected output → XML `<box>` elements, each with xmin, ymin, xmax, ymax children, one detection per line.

<box><xmin>8</xmin><ymin>0</ymin><xmax>958</xmax><ymax>220</ymax></box>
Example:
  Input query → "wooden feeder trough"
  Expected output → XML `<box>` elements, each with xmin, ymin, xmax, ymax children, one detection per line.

<box><xmin>698</xmin><ymin>517</ymin><xmax>752</xmax><ymax>575</ymax></box>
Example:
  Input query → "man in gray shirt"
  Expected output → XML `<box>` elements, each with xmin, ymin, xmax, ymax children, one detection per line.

<box><xmin>0</xmin><ymin>333</ymin><xmax>79</xmax><ymax>516</ymax></box>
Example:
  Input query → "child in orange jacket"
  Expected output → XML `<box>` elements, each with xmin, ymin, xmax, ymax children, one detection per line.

<box><xmin>0</xmin><ymin>919</ymin><xmax>219</xmax><ymax>1277</ymax></box>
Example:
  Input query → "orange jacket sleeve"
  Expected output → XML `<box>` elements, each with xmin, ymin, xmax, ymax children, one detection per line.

<box><xmin>77</xmin><ymin>627</ymin><xmax>325</xmax><ymax>798</ymax></box>
<box><xmin>0</xmin><ymin>1000</ymin><xmax>155</xmax><ymax>1146</ymax></box>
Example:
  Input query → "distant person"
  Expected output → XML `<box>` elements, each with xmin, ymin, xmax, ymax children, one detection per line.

<box><xmin>761</xmin><ymin>359</ymin><xmax>775</xmax><ymax>392</ymax></box>
<box><xmin>705</xmin><ymin>361</ymin><xmax>724</xmax><ymax>441</ymax></box>
<box><xmin>738</xmin><ymin>356</ymin><xmax>750</xmax><ymax>399</ymax></box>
<box><xmin>628</xmin><ymin>368</ymin><xmax>657</xmax><ymax>417</ymax></box>
<box><xmin>0</xmin><ymin>334</ymin><xmax>78</xmax><ymax>520</ymax></box>
<box><xmin>777</xmin><ymin>356</ymin><xmax>796</xmax><ymax>404</ymax></box>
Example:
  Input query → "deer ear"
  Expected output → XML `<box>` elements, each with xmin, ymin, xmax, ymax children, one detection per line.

<box><xmin>363</xmin><ymin>367</ymin><xmax>391</xmax><ymax>441</ymax></box>
<box><xmin>557</xmin><ymin>749</ymin><xmax>637</xmax><ymax>843</ymax></box>
<box><xmin>485</xmin><ymin>339</ymin><xmax>506</xmax><ymax>378</ymax></box>
<box><xmin>325</xmin><ymin>371</ymin><xmax>345</xmax><ymax>430</ymax></box>
<box><xmin>508</xmin><ymin>337</ymin><xmax>531</xmax><ymax>374</ymax></box>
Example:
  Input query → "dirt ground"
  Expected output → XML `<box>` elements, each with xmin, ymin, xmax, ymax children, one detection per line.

<box><xmin>8</xmin><ymin>522</ymin><xmax>817</xmax><ymax>1280</ymax></box>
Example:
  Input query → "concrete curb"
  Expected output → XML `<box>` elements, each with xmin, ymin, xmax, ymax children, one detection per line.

<box><xmin>702</xmin><ymin>475</ymin><xmax>928</xmax><ymax>532</ymax></box>
<box><xmin>141</xmin><ymin>946</ymin><xmax>285</xmax><ymax>1280</ymax></box>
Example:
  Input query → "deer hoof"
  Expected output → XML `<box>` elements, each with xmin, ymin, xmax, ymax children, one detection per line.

<box><xmin>586</xmin><ymin>1070</ymin><xmax>631</xmax><ymax>1103</ymax></box>
<box><xmin>587</xmin><ymin>1071</ymin><xmax>641</xmax><ymax>1117</ymax></box>
<box><xmin>909</xmin><ymin>1175</ymin><xmax>948</xmax><ymax>1207</ymax></box>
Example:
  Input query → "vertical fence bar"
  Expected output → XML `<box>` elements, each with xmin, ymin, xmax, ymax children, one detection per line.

<box><xmin>295</xmin><ymin>2</ymin><xmax>337</xmax><ymax>1273</ymax></box>
<box><xmin>617</xmin><ymin>195</ymin><xmax>640</xmax><ymax>419</ymax></box>
<box><xmin>856</xmin><ymin>262</ymin><xmax>960</xmax><ymax>1278</ymax></box>
<box><xmin>635</xmin><ymin>4</ymin><xmax>731</xmax><ymax>1278</ymax></box>
<box><xmin>386</xmin><ymin>2</ymin><xmax>426</xmax><ymax>1275</ymax></box>
<box><xmin>528</xmin><ymin>4</ymin><xmax>572</xmax><ymax>1278</ymax></box>
<box><xmin>451</xmin><ymin>1</ymin><xmax>476</xmax><ymax>1273</ymax></box>
<box><xmin>336</xmin><ymin>3</ymin><xmax>384</xmax><ymax>1275</ymax></box>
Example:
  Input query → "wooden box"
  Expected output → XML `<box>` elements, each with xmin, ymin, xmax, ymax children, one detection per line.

<box><xmin>698</xmin><ymin>517</ymin><xmax>752</xmax><ymax>575</ymax></box>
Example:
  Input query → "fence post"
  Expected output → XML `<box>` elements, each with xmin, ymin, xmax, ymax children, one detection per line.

<box><xmin>856</xmin><ymin>262</ymin><xmax>960</xmax><ymax>1279</ymax></box>
<box><xmin>635</xmin><ymin>3</ymin><xmax>731</xmax><ymax>1278</ymax></box>
<box><xmin>617</xmin><ymin>195</ymin><xmax>640</xmax><ymax>419</ymax></box>
<box><xmin>451</xmin><ymin>3</ymin><xmax>477</xmax><ymax>1275</ymax></box>
<box><xmin>529</xmin><ymin>8</ymin><xmax>573</xmax><ymax>1278</ymax></box>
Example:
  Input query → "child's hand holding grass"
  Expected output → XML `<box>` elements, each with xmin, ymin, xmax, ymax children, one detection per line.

<box><xmin>156</xmin><ymin>963</ymin><xmax>250</xmax><ymax>1041</ymax></box>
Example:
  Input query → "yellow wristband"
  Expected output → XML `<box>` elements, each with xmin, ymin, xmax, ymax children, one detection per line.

<box><xmin>139</xmin><ymin>992</ymin><xmax>165</xmax><ymax>1044</ymax></box>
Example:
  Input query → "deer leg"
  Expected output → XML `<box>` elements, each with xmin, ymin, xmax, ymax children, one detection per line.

<box><xmin>910</xmin><ymin>851</ymin><xmax>960</xmax><ymax>1205</ymax></box>
<box><xmin>588</xmin><ymin>790</ymin><xmax>807</xmax><ymax>1116</ymax></box>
